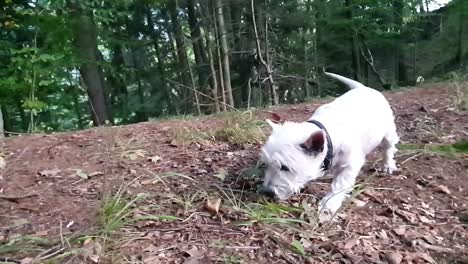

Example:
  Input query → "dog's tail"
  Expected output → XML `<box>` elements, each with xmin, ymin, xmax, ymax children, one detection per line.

<box><xmin>324</xmin><ymin>72</ymin><xmax>366</xmax><ymax>90</ymax></box>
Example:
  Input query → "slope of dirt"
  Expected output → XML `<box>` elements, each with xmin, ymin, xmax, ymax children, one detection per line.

<box><xmin>1</xmin><ymin>84</ymin><xmax>467</xmax><ymax>264</ymax></box>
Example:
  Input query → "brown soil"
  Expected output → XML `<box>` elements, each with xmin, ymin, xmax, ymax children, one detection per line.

<box><xmin>1</xmin><ymin>84</ymin><xmax>467</xmax><ymax>264</ymax></box>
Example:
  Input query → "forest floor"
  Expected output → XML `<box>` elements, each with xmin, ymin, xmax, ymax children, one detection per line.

<box><xmin>1</xmin><ymin>82</ymin><xmax>468</xmax><ymax>264</ymax></box>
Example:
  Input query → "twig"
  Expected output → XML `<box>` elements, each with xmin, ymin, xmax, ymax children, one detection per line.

<box><xmin>0</xmin><ymin>192</ymin><xmax>38</xmax><ymax>202</ymax></box>
<box><xmin>0</xmin><ymin>257</ymin><xmax>20</xmax><ymax>264</ymax></box>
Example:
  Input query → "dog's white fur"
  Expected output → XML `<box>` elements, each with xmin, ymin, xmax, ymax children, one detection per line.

<box><xmin>260</xmin><ymin>72</ymin><xmax>399</xmax><ymax>220</ymax></box>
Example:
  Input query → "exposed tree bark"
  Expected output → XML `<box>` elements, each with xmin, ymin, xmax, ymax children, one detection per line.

<box><xmin>345</xmin><ymin>0</ymin><xmax>362</xmax><ymax>82</ymax></box>
<box><xmin>215</xmin><ymin>0</ymin><xmax>234</xmax><ymax>108</ymax></box>
<box><xmin>68</xmin><ymin>0</ymin><xmax>111</xmax><ymax>126</ymax></box>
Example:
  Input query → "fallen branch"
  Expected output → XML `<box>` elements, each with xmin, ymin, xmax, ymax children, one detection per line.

<box><xmin>0</xmin><ymin>192</ymin><xmax>38</xmax><ymax>202</ymax></box>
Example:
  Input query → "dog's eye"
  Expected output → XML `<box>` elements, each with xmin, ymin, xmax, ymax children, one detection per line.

<box><xmin>280</xmin><ymin>165</ymin><xmax>290</xmax><ymax>171</ymax></box>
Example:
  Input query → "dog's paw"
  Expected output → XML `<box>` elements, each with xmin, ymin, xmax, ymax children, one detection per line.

<box><xmin>318</xmin><ymin>208</ymin><xmax>335</xmax><ymax>223</ymax></box>
<box><xmin>381</xmin><ymin>162</ymin><xmax>398</xmax><ymax>174</ymax></box>
<box><xmin>318</xmin><ymin>194</ymin><xmax>344</xmax><ymax>222</ymax></box>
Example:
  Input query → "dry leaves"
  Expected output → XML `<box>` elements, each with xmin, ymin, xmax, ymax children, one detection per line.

<box><xmin>385</xmin><ymin>252</ymin><xmax>403</xmax><ymax>264</ymax></box>
<box><xmin>343</xmin><ymin>236</ymin><xmax>360</xmax><ymax>250</ymax></box>
<box><xmin>0</xmin><ymin>156</ymin><xmax>6</xmax><ymax>170</ymax></box>
<box><xmin>38</xmin><ymin>168</ymin><xmax>61</xmax><ymax>177</ymax></box>
<box><xmin>435</xmin><ymin>185</ymin><xmax>451</xmax><ymax>195</ymax></box>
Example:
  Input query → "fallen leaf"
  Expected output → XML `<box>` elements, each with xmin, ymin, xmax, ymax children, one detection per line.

<box><xmin>74</xmin><ymin>169</ymin><xmax>88</xmax><ymax>179</ymax></box>
<box><xmin>89</xmin><ymin>171</ymin><xmax>104</xmax><ymax>177</ymax></box>
<box><xmin>143</xmin><ymin>244</ymin><xmax>158</xmax><ymax>252</ymax></box>
<box><xmin>300</xmin><ymin>237</ymin><xmax>312</xmax><ymax>249</ymax></box>
<box><xmin>214</xmin><ymin>168</ymin><xmax>228</xmax><ymax>181</ymax></box>
<box><xmin>204</xmin><ymin>197</ymin><xmax>221</xmax><ymax>215</ymax></box>
<box><xmin>343</xmin><ymin>236</ymin><xmax>360</xmax><ymax>250</ymax></box>
<box><xmin>34</xmin><ymin>230</ymin><xmax>49</xmax><ymax>236</ymax></box>
<box><xmin>419</xmin><ymin>215</ymin><xmax>435</xmax><ymax>224</ymax></box>
<box><xmin>435</xmin><ymin>185</ymin><xmax>451</xmax><ymax>195</ymax></box>
<box><xmin>12</xmin><ymin>218</ymin><xmax>29</xmax><ymax>226</ymax></box>
<box><xmin>184</xmin><ymin>246</ymin><xmax>204</xmax><ymax>258</ymax></box>
<box><xmin>378</xmin><ymin>229</ymin><xmax>389</xmax><ymax>239</ymax></box>
<box><xmin>385</xmin><ymin>252</ymin><xmax>403</xmax><ymax>264</ymax></box>
<box><xmin>353</xmin><ymin>199</ymin><xmax>367</xmax><ymax>207</ymax></box>
<box><xmin>407</xmin><ymin>252</ymin><xmax>436</xmax><ymax>264</ymax></box>
<box><xmin>0</xmin><ymin>156</ymin><xmax>6</xmax><ymax>169</ymax></box>
<box><xmin>38</xmin><ymin>168</ymin><xmax>61</xmax><ymax>177</ymax></box>
<box><xmin>20</xmin><ymin>257</ymin><xmax>34</xmax><ymax>264</ymax></box>
<box><xmin>148</xmin><ymin>155</ymin><xmax>162</xmax><ymax>163</ymax></box>
<box><xmin>87</xmin><ymin>255</ymin><xmax>100</xmax><ymax>263</ymax></box>
<box><xmin>393</xmin><ymin>225</ymin><xmax>406</xmax><ymax>236</ymax></box>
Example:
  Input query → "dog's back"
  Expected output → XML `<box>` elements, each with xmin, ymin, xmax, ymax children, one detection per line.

<box><xmin>312</xmin><ymin>73</ymin><xmax>396</xmax><ymax>155</ymax></box>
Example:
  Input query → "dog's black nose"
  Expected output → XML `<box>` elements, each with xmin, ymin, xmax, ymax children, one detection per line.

<box><xmin>262</xmin><ymin>188</ymin><xmax>276</xmax><ymax>198</ymax></box>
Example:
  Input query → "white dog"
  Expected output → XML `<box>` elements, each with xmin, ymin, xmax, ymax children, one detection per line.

<box><xmin>260</xmin><ymin>72</ymin><xmax>399</xmax><ymax>221</ymax></box>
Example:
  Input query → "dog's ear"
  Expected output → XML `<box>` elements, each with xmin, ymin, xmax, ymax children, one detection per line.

<box><xmin>266</xmin><ymin>119</ymin><xmax>280</xmax><ymax>130</ymax></box>
<box><xmin>301</xmin><ymin>130</ymin><xmax>325</xmax><ymax>153</ymax></box>
<box><xmin>270</xmin><ymin>113</ymin><xmax>281</xmax><ymax>123</ymax></box>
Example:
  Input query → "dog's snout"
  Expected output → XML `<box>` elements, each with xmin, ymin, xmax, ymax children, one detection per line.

<box><xmin>262</xmin><ymin>188</ymin><xmax>276</xmax><ymax>198</ymax></box>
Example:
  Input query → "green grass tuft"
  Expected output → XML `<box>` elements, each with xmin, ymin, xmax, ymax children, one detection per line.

<box><xmin>398</xmin><ymin>140</ymin><xmax>468</xmax><ymax>157</ymax></box>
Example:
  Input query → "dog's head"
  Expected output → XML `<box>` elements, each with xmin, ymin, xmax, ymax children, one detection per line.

<box><xmin>260</xmin><ymin>114</ymin><xmax>327</xmax><ymax>200</ymax></box>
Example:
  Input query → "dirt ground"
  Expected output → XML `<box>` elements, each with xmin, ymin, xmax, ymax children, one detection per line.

<box><xmin>1</xmin><ymin>84</ymin><xmax>467</xmax><ymax>264</ymax></box>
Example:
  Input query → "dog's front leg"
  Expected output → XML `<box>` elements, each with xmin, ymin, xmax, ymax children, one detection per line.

<box><xmin>318</xmin><ymin>154</ymin><xmax>365</xmax><ymax>222</ymax></box>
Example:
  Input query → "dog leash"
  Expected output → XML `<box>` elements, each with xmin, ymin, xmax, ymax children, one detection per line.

<box><xmin>307</xmin><ymin>120</ymin><xmax>333</xmax><ymax>171</ymax></box>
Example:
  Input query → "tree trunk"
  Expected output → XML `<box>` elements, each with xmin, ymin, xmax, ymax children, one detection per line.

<box><xmin>145</xmin><ymin>7</ymin><xmax>176</xmax><ymax>115</ymax></box>
<box><xmin>344</xmin><ymin>0</ymin><xmax>361</xmax><ymax>82</ymax></box>
<box><xmin>187</xmin><ymin>0</ymin><xmax>211</xmax><ymax>111</ymax></box>
<box><xmin>204</xmin><ymin>24</ymin><xmax>221</xmax><ymax>113</ymax></box>
<box><xmin>68</xmin><ymin>0</ymin><xmax>111</xmax><ymax>126</ymax></box>
<box><xmin>251</xmin><ymin>0</ymin><xmax>278</xmax><ymax>105</ymax></box>
<box><xmin>167</xmin><ymin>1</ymin><xmax>193</xmax><ymax>113</ymax></box>
<box><xmin>215</xmin><ymin>0</ymin><xmax>234</xmax><ymax>108</ymax></box>
<box><xmin>0</xmin><ymin>104</ymin><xmax>4</xmax><ymax>138</ymax></box>
<box><xmin>393</xmin><ymin>0</ymin><xmax>408</xmax><ymax>85</ymax></box>
<box><xmin>456</xmin><ymin>8</ymin><xmax>464</xmax><ymax>67</ymax></box>
<box><xmin>0</xmin><ymin>105</ymin><xmax>10</xmax><ymax>136</ymax></box>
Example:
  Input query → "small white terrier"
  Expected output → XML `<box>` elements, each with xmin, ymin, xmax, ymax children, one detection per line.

<box><xmin>260</xmin><ymin>72</ymin><xmax>399</xmax><ymax>221</ymax></box>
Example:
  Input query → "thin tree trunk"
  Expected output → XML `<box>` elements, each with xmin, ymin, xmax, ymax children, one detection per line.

<box><xmin>145</xmin><ymin>7</ymin><xmax>176</xmax><ymax>115</ymax></box>
<box><xmin>212</xmin><ymin>1</ymin><xmax>227</xmax><ymax>112</ymax></box>
<box><xmin>168</xmin><ymin>1</ymin><xmax>193</xmax><ymax>113</ymax></box>
<box><xmin>0</xmin><ymin>104</ymin><xmax>4</xmax><ymax>138</ymax></box>
<box><xmin>0</xmin><ymin>105</ymin><xmax>9</xmax><ymax>136</ymax></box>
<box><xmin>251</xmin><ymin>0</ymin><xmax>278</xmax><ymax>105</ymax></box>
<box><xmin>345</xmin><ymin>0</ymin><xmax>361</xmax><ymax>81</ymax></box>
<box><xmin>393</xmin><ymin>0</ymin><xmax>408</xmax><ymax>85</ymax></box>
<box><xmin>204</xmin><ymin>25</ymin><xmax>221</xmax><ymax>113</ymax></box>
<box><xmin>456</xmin><ymin>9</ymin><xmax>464</xmax><ymax>67</ymax></box>
<box><xmin>68</xmin><ymin>0</ymin><xmax>111</xmax><ymax>126</ymax></box>
<box><xmin>215</xmin><ymin>0</ymin><xmax>234</xmax><ymax>108</ymax></box>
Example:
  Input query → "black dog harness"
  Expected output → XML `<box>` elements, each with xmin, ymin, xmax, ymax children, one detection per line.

<box><xmin>307</xmin><ymin>120</ymin><xmax>334</xmax><ymax>171</ymax></box>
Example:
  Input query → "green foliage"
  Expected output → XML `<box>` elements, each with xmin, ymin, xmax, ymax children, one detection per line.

<box><xmin>0</xmin><ymin>0</ymin><xmax>466</xmax><ymax>133</ymax></box>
